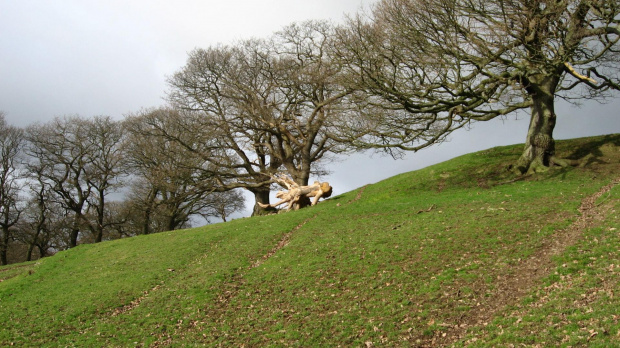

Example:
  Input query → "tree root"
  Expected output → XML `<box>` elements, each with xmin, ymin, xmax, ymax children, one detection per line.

<box><xmin>550</xmin><ymin>153</ymin><xmax>594</xmax><ymax>168</ymax></box>
<box><xmin>513</xmin><ymin>153</ymin><xmax>595</xmax><ymax>175</ymax></box>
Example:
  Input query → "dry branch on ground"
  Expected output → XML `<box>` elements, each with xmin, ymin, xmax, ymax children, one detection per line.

<box><xmin>258</xmin><ymin>174</ymin><xmax>333</xmax><ymax>211</ymax></box>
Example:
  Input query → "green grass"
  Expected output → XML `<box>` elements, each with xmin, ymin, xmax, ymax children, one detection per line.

<box><xmin>1</xmin><ymin>134</ymin><xmax>619</xmax><ymax>347</ymax></box>
<box><xmin>463</xmin><ymin>183</ymin><xmax>620</xmax><ymax>347</ymax></box>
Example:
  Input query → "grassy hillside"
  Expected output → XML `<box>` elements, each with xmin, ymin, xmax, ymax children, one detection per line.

<box><xmin>1</xmin><ymin>134</ymin><xmax>619</xmax><ymax>347</ymax></box>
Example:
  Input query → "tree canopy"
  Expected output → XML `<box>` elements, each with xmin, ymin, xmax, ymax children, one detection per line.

<box><xmin>0</xmin><ymin>113</ymin><xmax>24</xmax><ymax>264</ymax></box>
<box><xmin>338</xmin><ymin>0</ymin><xmax>620</xmax><ymax>173</ymax></box>
<box><xmin>168</xmin><ymin>21</ymin><xmax>354</xmax><ymax>212</ymax></box>
<box><xmin>123</xmin><ymin>108</ymin><xmax>246</xmax><ymax>231</ymax></box>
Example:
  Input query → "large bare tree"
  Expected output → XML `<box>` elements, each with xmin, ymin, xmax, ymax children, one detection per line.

<box><xmin>167</xmin><ymin>44</ymin><xmax>280</xmax><ymax>215</ymax></box>
<box><xmin>0</xmin><ymin>113</ymin><xmax>24</xmax><ymax>265</ymax></box>
<box><xmin>25</xmin><ymin>117</ymin><xmax>92</xmax><ymax>248</ymax></box>
<box><xmin>168</xmin><ymin>21</ymin><xmax>352</xmax><ymax>212</ymax></box>
<box><xmin>265</xmin><ymin>21</ymin><xmax>352</xmax><ymax>186</ymax></box>
<box><xmin>339</xmin><ymin>0</ymin><xmax>620</xmax><ymax>173</ymax></box>
<box><xmin>15</xmin><ymin>177</ymin><xmax>66</xmax><ymax>261</ymax></box>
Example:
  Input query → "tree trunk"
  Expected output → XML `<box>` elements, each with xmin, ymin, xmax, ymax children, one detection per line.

<box><xmin>69</xmin><ymin>228</ymin><xmax>79</xmax><ymax>248</ymax></box>
<box><xmin>166</xmin><ymin>210</ymin><xmax>185</xmax><ymax>231</ymax></box>
<box><xmin>94</xmin><ymin>228</ymin><xmax>103</xmax><ymax>243</ymax></box>
<box><xmin>166</xmin><ymin>218</ymin><xmax>176</xmax><ymax>232</ymax></box>
<box><xmin>26</xmin><ymin>225</ymin><xmax>42</xmax><ymax>261</ymax></box>
<box><xmin>141</xmin><ymin>207</ymin><xmax>152</xmax><ymax>235</ymax></box>
<box><xmin>292</xmin><ymin>175</ymin><xmax>311</xmax><ymax>209</ymax></box>
<box><xmin>251</xmin><ymin>187</ymin><xmax>276</xmax><ymax>216</ymax></box>
<box><xmin>94</xmin><ymin>191</ymin><xmax>105</xmax><ymax>243</ymax></box>
<box><xmin>38</xmin><ymin>245</ymin><xmax>47</xmax><ymax>259</ymax></box>
<box><xmin>140</xmin><ymin>188</ymin><xmax>158</xmax><ymax>235</ymax></box>
<box><xmin>516</xmin><ymin>79</ymin><xmax>558</xmax><ymax>174</ymax></box>
<box><xmin>69</xmin><ymin>215</ymin><xmax>81</xmax><ymax>248</ymax></box>
<box><xmin>0</xmin><ymin>227</ymin><xmax>8</xmax><ymax>265</ymax></box>
<box><xmin>26</xmin><ymin>243</ymin><xmax>34</xmax><ymax>262</ymax></box>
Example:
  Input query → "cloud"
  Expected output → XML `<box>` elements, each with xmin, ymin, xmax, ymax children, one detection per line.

<box><xmin>0</xmin><ymin>0</ymin><xmax>373</xmax><ymax>125</ymax></box>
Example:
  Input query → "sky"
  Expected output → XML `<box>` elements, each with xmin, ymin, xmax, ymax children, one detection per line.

<box><xmin>1</xmin><ymin>0</ymin><xmax>619</xmax><ymax>218</ymax></box>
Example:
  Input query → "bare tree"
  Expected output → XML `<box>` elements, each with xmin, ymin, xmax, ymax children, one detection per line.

<box><xmin>0</xmin><ymin>113</ymin><xmax>24</xmax><ymax>265</ymax></box>
<box><xmin>339</xmin><ymin>0</ymin><xmax>620</xmax><ymax>173</ymax></box>
<box><xmin>15</xmin><ymin>183</ymin><xmax>65</xmax><ymax>261</ymax></box>
<box><xmin>25</xmin><ymin>117</ymin><xmax>92</xmax><ymax>248</ymax></box>
<box><xmin>121</xmin><ymin>178</ymin><xmax>160</xmax><ymax>235</ymax></box>
<box><xmin>168</xmin><ymin>21</ymin><xmax>353</xmax><ymax>211</ymax></box>
<box><xmin>199</xmin><ymin>190</ymin><xmax>246</xmax><ymax>223</ymax></box>
<box><xmin>265</xmin><ymin>21</ymin><xmax>352</xmax><ymax>186</ymax></box>
<box><xmin>82</xmin><ymin>116</ymin><xmax>127</xmax><ymax>242</ymax></box>
<box><xmin>100</xmin><ymin>201</ymin><xmax>134</xmax><ymax>239</ymax></box>
<box><xmin>124</xmin><ymin>108</ymin><xmax>246</xmax><ymax>231</ymax></box>
<box><xmin>167</xmin><ymin>42</ymin><xmax>282</xmax><ymax>215</ymax></box>
<box><xmin>24</xmin><ymin>116</ymin><xmax>126</xmax><ymax>247</ymax></box>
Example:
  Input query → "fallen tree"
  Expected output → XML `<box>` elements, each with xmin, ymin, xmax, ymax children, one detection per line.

<box><xmin>258</xmin><ymin>175</ymin><xmax>333</xmax><ymax>212</ymax></box>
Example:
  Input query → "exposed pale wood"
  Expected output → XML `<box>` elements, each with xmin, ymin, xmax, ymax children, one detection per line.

<box><xmin>564</xmin><ymin>62</ymin><xmax>598</xmax><ymax>85</ymax></box>
<box><xmin>258</xmin><ymin>174</ymin><xmax>333</xmax><ymax>211</ymax></box>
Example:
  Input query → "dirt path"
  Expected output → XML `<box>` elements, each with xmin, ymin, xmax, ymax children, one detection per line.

<box><xmin>111</xmin><ymin>284</ymin><xmax>163</xmax><ymax>316</ymax></box>
<box><xmin>250</xmin><ymin>214</ymin><xmax>319</xmax><ymax>269</ymax></box>
<box><xmin>149</xmin><ymin>214</ymin><xmax>322</xmax><ymax>347</ymax></box>
<box><xmin>435</xmin><ymin>177</ymin><xmax>620</xmax><ymax>346</ymax></box>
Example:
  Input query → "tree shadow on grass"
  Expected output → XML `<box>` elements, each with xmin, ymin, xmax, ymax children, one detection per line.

<box><xmin>560</xmin><ymin>133</ymin><xmax>620</xmax><ymax>161</ymax></box>
<box><xmin>547</xmin><ymin>134</ymin><xmax>620</xmax><ymax>180</ymax></box>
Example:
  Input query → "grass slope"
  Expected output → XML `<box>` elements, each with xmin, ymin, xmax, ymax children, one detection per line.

<box><xmin>1</xmin><ymin>134</ymin><xmax>619</xmax><ymax>347</ymax></box>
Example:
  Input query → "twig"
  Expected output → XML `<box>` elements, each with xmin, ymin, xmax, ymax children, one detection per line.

<box><xmin>416</xmin><ymin>204</ymin><xmax>436</xmax><ymax>214</ymax></box>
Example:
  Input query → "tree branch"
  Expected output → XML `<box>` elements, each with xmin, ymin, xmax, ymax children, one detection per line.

<box><xmin>564</xmin><ymin>62</ymin><xmax>598</xmax><ymax>85</ymax></box>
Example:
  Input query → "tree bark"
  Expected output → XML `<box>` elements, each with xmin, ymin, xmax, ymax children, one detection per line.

<box><xmin>38</xmin><ymin>245</ymin><xmax>47</xmax><ymax>259</ymax></box>
<box><xmin>69</xmin><ymin>216</ymin><xmax>81</xmax><ymax>248</ymax></box>
<box><xmin>166</xmin><ymin>216</ymin><xmax>177</xmax><ymax>232</ymax></box>
<box><xmin>1</xmin><ymin>226</ymin><xmax>9</xmax><ymax>265</ymax></box>
<box><xmin>26</xmin><ymin>224</ymin><xmax>43</xmax><ymax>261</ymax></box>
<box><xmin>26</xmin><ymin>244</ymin><xmax>34</xmax><ymax>262</ymax></box>
<box><xmin>140</xmin><ymin>188</ymin><xmax>158</xmax><ymax>235</ymax></box>
<box><xmin>141</xmin><ymin>207</ymin><xmax>152</xmax><ymax>235</ymax></box>
<box><xmin>94</xmin><ymin>191</ymin><xmax>105</xmax><ymax>243</ymax></box>
<box><xmin>516</xmin><ymin>77</ymin><xmax>559</xmax><ymax>174</ymax></box>
<box><xmin>251</xmin><ymin>187</ymin><xmax>276</xmax><ymax>216</ymax></box>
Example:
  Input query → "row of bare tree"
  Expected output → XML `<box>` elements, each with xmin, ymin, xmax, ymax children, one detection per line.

<box><xmin>1</xmin><ymin>21</ymin><xmax>350</xmax><ymax>264</ymax></box>
<box><xmin>163</xmin><ymin>0</ymin><xmax>620</xmax><ymax>212</ymax></box>
<box><xmin>0</xmin><ymin>112</ymin><xmax>244</xmax><ymax>264</ymax></box>
<box><xmin>2</xmin><ymin>0</ymin><xmax>618</xmax><ymax>263</ymax></box>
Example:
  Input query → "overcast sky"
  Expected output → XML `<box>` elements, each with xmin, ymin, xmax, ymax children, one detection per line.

<box><xmin>1</xmin><ymin>1</ymin><xmax>619</xmax><ymax>218</ymax></box>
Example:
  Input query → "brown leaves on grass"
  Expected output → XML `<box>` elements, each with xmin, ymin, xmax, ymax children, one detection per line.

<box><xmin>111</xmin><ymin>284</ymin><xmax>162</xmax><ymax>317</ymax></box>
<box><xmin>429</xmin><ymin>177</ymin><xmax>620</xmax><ymax>346</ymax></box>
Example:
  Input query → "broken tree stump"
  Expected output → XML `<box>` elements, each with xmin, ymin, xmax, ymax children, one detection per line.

<box><xmin>258</xmin><ymin>174</ymin><xmax>333</xmax><ymax>211</ymax></box>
